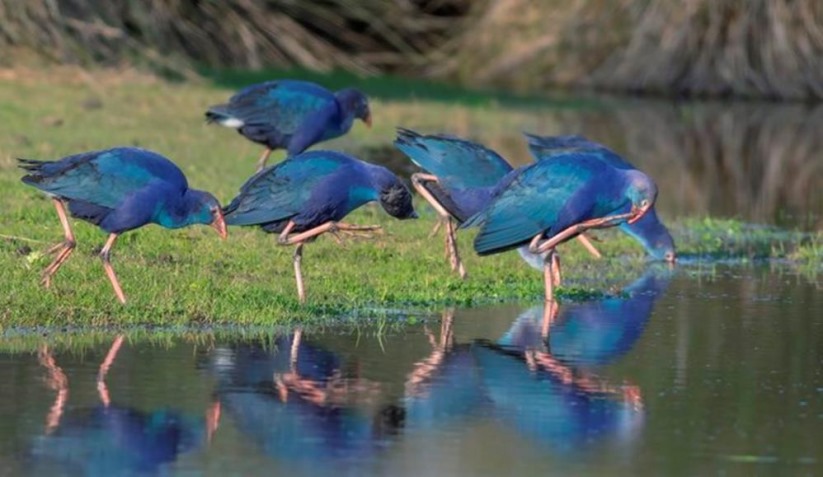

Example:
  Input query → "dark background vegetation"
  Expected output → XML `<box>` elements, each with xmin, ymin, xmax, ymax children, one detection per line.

<box><xmin>3</xmin><ymin>0</ymin><xmax>823</xmax><ymax>100</ymax></box>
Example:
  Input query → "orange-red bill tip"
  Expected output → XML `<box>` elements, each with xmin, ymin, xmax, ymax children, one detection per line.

<box><xmin>212</xmin><ymin>210</ymin><xmax>228</xmax><ymax>240</ymax></box>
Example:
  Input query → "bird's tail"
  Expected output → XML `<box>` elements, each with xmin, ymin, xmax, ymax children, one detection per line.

<box><xmin>17</xmin><ymin>158</ymin><xmax>48</xmax><ymax>172</ymax></box>
<box><xmin>17</xmin><ymin>158</ymin><xmax>51</xmax><ymax>185</ymax></box>
<box><xmin>205</xmin><ymin>104</ymin><xmax>244</xmax><ymax>128</ymax></box>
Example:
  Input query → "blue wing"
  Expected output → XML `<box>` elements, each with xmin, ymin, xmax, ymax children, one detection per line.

<box><xmin>211</xmin><ymin>80</ymin><xmax>337</xmax><ymax>135</ymax></box>
<box><xmin>465</xmin><ymin>153</ymin><xmax>631</xmax><ymax>255</ymax></box>
<box><xmin>526</xmin><ymin>133</ymin><xmax>675</xmax><ymax>259</ymax></box>
<box><xmin>222</xmin><ymin>150</ymin><xmax>356</xmax><ymax>226</ymax></box>
<box><xmin>19</xmin><ymin>147</ymin><xmax>187</xmax><ymax>208</ymax></box>
<box><xmin>525</xmin><ymin>133</ymin><xmax>634</xmax><ymax>169</ymax></box>
<box><xmin>394</xmin><ymin>128</ymin><xmax>512</xmax><ymax>188</ymax></box>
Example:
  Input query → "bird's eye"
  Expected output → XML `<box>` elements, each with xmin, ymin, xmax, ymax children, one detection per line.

<box><xmin>640</xmin><ymin>199</ymin><xmax>649</xmax><ymax>208</ymax></box>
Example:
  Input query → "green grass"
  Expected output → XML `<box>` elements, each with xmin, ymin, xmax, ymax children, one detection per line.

<box><xmin>0</xmin><ymin>68</ymin><xmax>818</xmax><ymax>329</ymax></box>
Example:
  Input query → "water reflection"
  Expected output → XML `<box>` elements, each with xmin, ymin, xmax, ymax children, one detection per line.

<box><xmin>475</xmin><ymin>269</ymin><xmax>670</xmax><ymax>453</ymax></box>
<box><xmin>403</xmin><ymin>311</ymin><xmax>484</xmax><ymax>430</ymax></box>
<box><xmin>211</xmin><ymin>330</ymin><xmax>400</xmax><ymax>472</ymax></box>
<box><xmin>3</xmin><ymin>266</ymin><xmax>821</xmax><ymax>474</ymax></box>
<box><xmin>27</xmin><ymin>337</ymin><xmax>217</xmax><ymax>476</ymax></box>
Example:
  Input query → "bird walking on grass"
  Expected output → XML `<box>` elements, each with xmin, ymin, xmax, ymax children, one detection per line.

<box><xmin>19</xmin><ymin>147</ymin><xmax>227</xmax><ymax>304</ymax></box>
<box><xmin>206</xmin><ymin>80</ymin><xmax>372</xmax><ymax>171</ymax></box>
<box><xmin>222</xmin><ymin>150</ymin><xmax>417</xmax><ymax>303</ymax></box>
<box><xmin>394</xmin><ymin>128</ymin><xmax>603</xmax><ymax>279</ymax></box>
<box><xmin>525</xmin><ymin>133</ymin><xmax>676</xmax><ymax>263</ymax></box>
<box><xmin>462</xmin><ymin>150</ymin><xmax>658</xmax><ymax>301</ymax></box>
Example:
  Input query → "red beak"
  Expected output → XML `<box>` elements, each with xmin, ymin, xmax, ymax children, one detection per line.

<box><xmin>627</xmin><ymin>202</ymin><xmax>652</xmax><ymax>225</ymax></box>
<box><xmin>212</xmin><ymin>209</ymin><xmax>228</xmax><ymax>240</ymax></box>
<box><xmin>363</xmin><ymin>112</ymin><xmax>372</xmax><ymax>128</ymax></box>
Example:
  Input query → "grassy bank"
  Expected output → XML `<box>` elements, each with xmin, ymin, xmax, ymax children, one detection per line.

<box><xmin>0</xmin><ymin>69</ymin><xmax>818</xmax><ymax>329</ymax></box>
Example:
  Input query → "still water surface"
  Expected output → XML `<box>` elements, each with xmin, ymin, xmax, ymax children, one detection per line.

<box><xmin>0</xmin><ymin>265</ymin><xmax>820</xmax><ymax>476</ymax></box>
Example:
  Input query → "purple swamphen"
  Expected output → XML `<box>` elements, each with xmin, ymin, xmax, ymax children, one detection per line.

<box><xmin>525</xmin><ymin>133</ymin><xmax>676</xmax><ymax>263</ymax></box>
<box><xmin>462</xmin><ymin>149</ymin><xmax>658</xmax><ymax>301</ymax></box>
<box><xmin>393</xmin><ymin>129</ymin><xmax>605</xmax><ymax>278</ymax></box>
<box><xmin>206</xmin><ymin>79</ymin><xmax>371</xmax><ymax>171</ymax></box>
<box><xmin>222</xmin><ymin>150</ymin><xmax>417</xmax><ymax>303</ymax></box>
<box><xmin>19</xmin><ymin>147</ymin><xmax>227</xmax><ymax>304</ymax></box>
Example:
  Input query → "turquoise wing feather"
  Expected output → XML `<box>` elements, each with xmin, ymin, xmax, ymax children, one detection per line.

<box><xmin>19</xmin><ymin>147</ymin><xmax>187</xmax><ymax>208</ymax></box>
<box><xmin>394</xmin><ymin>128</ymin><xmax>512</xmax><ymax>188</ymax></box>
<box><xmin>225</xmin><ymin>80</ymin><xmax>336</xmax><ymax>134</ymax></box>
<box><xmin>465</xmin><ymin>156</ymin><xmax>600</xmax><ymax>254</ymax></box>
<box><xmin>223</xmin><ymin>151</ymin><xmax>352</xmax><ymax>226</ymax></box>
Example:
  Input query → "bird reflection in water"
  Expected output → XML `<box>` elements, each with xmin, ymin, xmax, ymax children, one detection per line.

<box><xmin>403</xmin><ymin>310</ymin><xmax>484</xmax><ymax>429</ymax></box>
<box><xmin>30</xmin><ymin>336</ymin><xmax>220</xmax><ymax>476</ymax></box>
<box><xmin>211</xmin><ymin>329</ymin><xmax>402</xmax><ymax>469</ymax></box>
<box><xmin>476</xmin><ymin>268</ymin><xmax>671</xmax><ymax>452</ymax></box>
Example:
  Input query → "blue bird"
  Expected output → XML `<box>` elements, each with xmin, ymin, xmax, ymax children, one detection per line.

<box><xmin>403</xmin><ymin>311</ymin><xmax>485</xmax><ymax>430</ymax></box>
<box><xmin>525</xmin><ymin>133</ymin><xmax>676</xmax><ymax>262</ymax></box>
<box><xmin>473</xmin><ymin>342</ymin><xmax>644</xmax><ymax>455</ymax></box>
<box><xmin>19</xmin><ymin>147</ymin><xmax>227</xmax><ymax>304</ymax></box>
<box><xmin>210</xmin><ymin>332</ymin><xmax>400</xmax><ymax>472</ymax></box>
<box><xmin>206</xmin><ymin>79</ymin><xmax>372</xmax><ymax>171</ymax></box>
<box><xmin>462</xmin><ymin>149</ymin><xmax>658</xmax><ymax>300</ymax></box>
<box><xmin>498</xmin><ymin>268</ymin><xmax>671</xmax><ymax>366</ymax></box>
<box><xmin>30</xmin><ymin>339</ymin><xmax>218</xmax><ymax>476</ymax></box>
<box><xmin>475</xmin><ymin>269</ymin><xmax>671</xmax><ymax>454</ymax></box>
<box><xmin>222</xmin><ymin>150</ymin><xmax>417</xmax><ymax>302</ymax></box>
<box><xmin>394</xmin><ymin>128</ymin><xmax>601</xmax><ymax>279</ymax></box>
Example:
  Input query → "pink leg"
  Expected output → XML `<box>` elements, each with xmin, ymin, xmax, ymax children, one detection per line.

<box><xmin>293</xmin><ymin>244</ymin><xmax>306</xmax><ymax>303</ymax></box>
<box><xmin>41</xmin><ymin>199</ymin><xmax>77</xmax><ymax>288</ymax></box>
<box><xmin>206</xmin><ymin>400</ymin><xmax>221</xmax><ymax>444</ymax></box>
<box><xmin>534</xmin><ymin>212</ymin><xmax>634</xmax><ymax>255</ymax></box>
<box><xmin>290</xmin><ymin>327</ymin><xmax>303</xmax><ymax>369</ymax></box>
<box><xmin>99</xmin><ymin>233</ymin><xmax>127</xmax><ymax>304</ymax></box>
<box><xmin>541</xmin><ymin>299</ymin><xmax>559</xmax><ymax>340</ymax></box>
<box><xmin>256</xmin><ymin>148</ymin><xmax>272</xmax><ymax>172</ymax></box>
<box><xmin>445</xmin><ymin>218</ymin><xmax>467</xmax><ymax>279</ymax></box>
<box><xmin>543</xmin><ymin>257</ymin><xmax>554</xmax><ymax>303</ymax></box>
<box><xmin>278</xmin><ymin>220</ymin><xmax>381</xmax><ymax>245</ymax></box>
<box><xmin>551</xmin><ymin>252</ymin><xmax>562</xmax><ymax>286</ymax></box>
<box><xmin>429</xmin><ymin>217</ymin><xmax>444</xmax><ymax>239</ymax></box>
<box><xmin>411</xmin><ymin>174</ymin><xmax>468</xmax><ymax>278</ymax></box>
<box><xmin>277</xmin><ymin>221</ymin><xmax>380</xmax><ymax>303</ymax></box>
<box><xmin>96</xmin><ymin>335</ymin><xmax>125</xmax><ymax>407</ymax></box>
<box><xmin>38</xmin><ymin>345</ymin><xmax>68</xmax><ymax>434</ymax></box>
<box><xmin>576</xmin><ymin>234</ymin><xmax>602</xmax><ymax>259</ymax></box>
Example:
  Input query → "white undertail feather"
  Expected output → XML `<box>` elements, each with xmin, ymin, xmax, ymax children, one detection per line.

<box><xmin>217</xmin><ymin>117</ymin><xmax>245</xmax><ymax>129</ymax></box>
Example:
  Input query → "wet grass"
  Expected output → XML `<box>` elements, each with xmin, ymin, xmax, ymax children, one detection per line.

<box><xmin>0</xmin><ymin>68</ymin><xmax>818</xmax><ymax>330</ymax></box>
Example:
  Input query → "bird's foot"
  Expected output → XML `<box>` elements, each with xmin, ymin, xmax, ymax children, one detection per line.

<box><xmin>328</xmin><ymin>223</ymin><xmax>383</xmax><ymax>242</ymax></box>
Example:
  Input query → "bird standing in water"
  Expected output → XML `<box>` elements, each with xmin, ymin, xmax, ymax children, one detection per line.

<box><xmin>222</xmin><ymin>150</ymin><xmax>417</xmax><ymax>303</ymax></box>
<box><xmin>206</xmin><ymin>79</ymin><xmax>372</xmax><ymax>171</ymax></box>
<box><xmin>394</xmin><ymin>128</ymin><xmax>601</xmax><ymax>279</ymax></box>
<box><xmin>525</xmin><ymin>133</ymin><xmax>676</xmax><ymax>262</ymax></box>
<box><xmin>19</xmin><ymin>147</ymin><xmax>227</xmax><ymax>304</ymax></box>
<box><xmin>463</xmin><ymin>151</ymin><xmax>658</xmax><ymax>301</ymax></box>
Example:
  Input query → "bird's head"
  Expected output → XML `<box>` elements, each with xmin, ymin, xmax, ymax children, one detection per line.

<box><xmin>622</xmin><ymin>213</ymin><xmax>676</xmax><ymax>263</ymax></box>
<box><xmin>337</xmin><ymin>88</ymin><xmax>371</xmax><ymax>127</ymax></box>
<box><xmin>379</xmin><ymin>181</ymin><xmax>418</xmax><ymax>220</ymax></box>
<box><xmin>185</xmin><ymin>190</ymin><xmax>228</xmax><ymax>239</ymax></box>
<box><xmin>624</xmin><ymin>171</ymin><xmax>658</xmax><ymax>225</ymax></box>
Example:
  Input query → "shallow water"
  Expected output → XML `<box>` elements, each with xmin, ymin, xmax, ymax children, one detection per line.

<box><xmin>0</xmin><ymin>264</ymin><xmax>821</xmax><ymax>476</ymax></box>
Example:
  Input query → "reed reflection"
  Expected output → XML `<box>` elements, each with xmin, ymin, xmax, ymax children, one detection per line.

<box><xmin>29</xmin><ymin>336</ymin><xmax>218</xmax><ymax>476</ymax></box>
<box><xmin>210</xmin><ymin>330</ymin><xmax>402</xmax><ymax>470</ymax></box>
<box><xmin>475</xmin><ymin>268</ymin><xmax>671</xmax><ymax>452</ymax></box>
